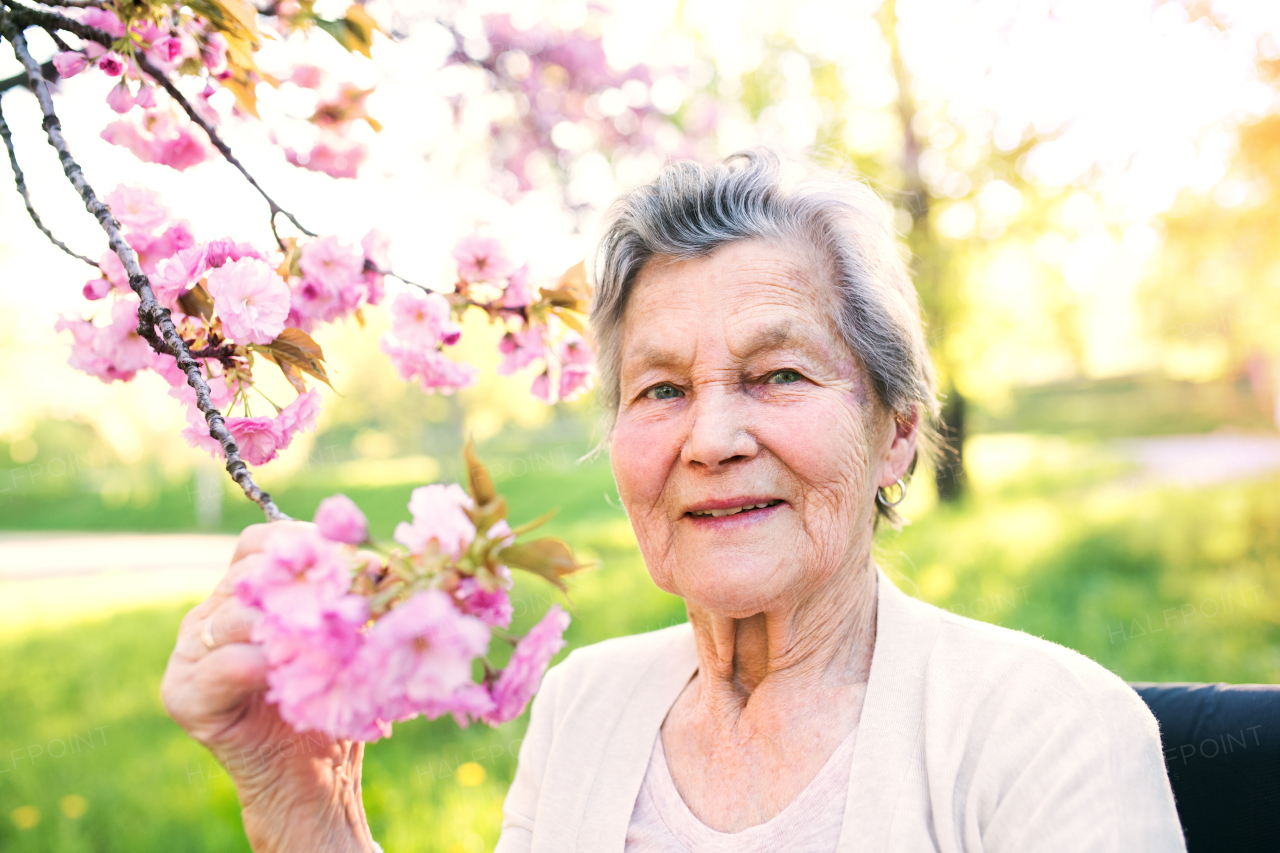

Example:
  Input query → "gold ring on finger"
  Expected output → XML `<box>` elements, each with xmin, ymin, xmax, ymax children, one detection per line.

<box><xmin>201</xmin><ymin>618</ymin><xmax>218</xmax><ymax>652</ymax></box>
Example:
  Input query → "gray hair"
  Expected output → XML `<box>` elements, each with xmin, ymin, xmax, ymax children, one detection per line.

<box><xmin>588</xmin><ymin>149</ymin><xmax>940</xmax><ymax>524</ymax></box>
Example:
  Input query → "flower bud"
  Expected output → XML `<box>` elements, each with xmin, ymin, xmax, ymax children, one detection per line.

<box><xmin>106</xmin><ymin>81</ymin><xmax>134</xmax><ymax>114</ymax></box>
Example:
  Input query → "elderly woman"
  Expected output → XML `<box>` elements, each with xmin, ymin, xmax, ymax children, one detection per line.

<box><xmin>162</xmin><ymin>150</ymin><xmax>1185</xmax><ymax>852</ymax></box>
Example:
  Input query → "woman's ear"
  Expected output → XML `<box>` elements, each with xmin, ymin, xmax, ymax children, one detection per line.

<box><xmin>877</xmin><ymin>404</ymin><xmax>919</xmax><ymax>489</ymax></box>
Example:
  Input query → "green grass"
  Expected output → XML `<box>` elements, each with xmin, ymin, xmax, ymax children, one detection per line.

<box><xmin>2</xmin><ymin>434</ymin><xmax>1278</xmax><ymax>850</ymax></box>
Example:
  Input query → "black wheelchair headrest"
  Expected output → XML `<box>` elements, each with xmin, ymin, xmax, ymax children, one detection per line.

<box><xmin>1131</xmin><ymin>682</ymin><xmax>1280</xmax><ymax>852</ymax></box>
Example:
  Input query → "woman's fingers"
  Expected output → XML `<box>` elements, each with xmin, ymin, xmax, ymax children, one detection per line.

<box><xmin>174</xmin><ymin>596</ymin><xmax>261</xmax><ymax>660</ymax></box>
<box><xmin>162</xmin><ymin>642</ymin><xmax>270</xmax><ymax>743</ymax></box>
<box><xmin>230</xmin><ymin>520</ymin><xmax>315</xmax><ymax>563</ymax></box>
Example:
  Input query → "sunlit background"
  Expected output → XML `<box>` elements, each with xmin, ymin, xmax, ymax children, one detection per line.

<box><xmin>2</xmin><ymin>0</ymin><xmax>1279</xmax><ymax>849</ymax></box>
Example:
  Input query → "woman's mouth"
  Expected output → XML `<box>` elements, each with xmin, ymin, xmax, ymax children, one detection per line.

<box><xmin>688</xmin><ymin>499</ymin><xmax>784</xmax><ymax>518</ymax></box>
<box><xmin>684</xmin><ymin>499</ymin><xmax>786</xmax><ymax>526</ymax></box>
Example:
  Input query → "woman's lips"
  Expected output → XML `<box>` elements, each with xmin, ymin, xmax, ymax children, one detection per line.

<box><xmin>683</xmin><ymin>499</ymin><xmax>786</xmax><ymax>527</ymax></box>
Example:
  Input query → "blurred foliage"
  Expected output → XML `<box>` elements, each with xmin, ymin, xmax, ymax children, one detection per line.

<box><xmin>1140</xmin><ymin>112</ymin><xmax>1280</xmax><ymax>395</ymax></box>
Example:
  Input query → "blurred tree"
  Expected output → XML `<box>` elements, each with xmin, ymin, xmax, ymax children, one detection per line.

<box><xmin>1138</xmin><ymin>51</ymin><xmax>1280</xmax><ymax>425</ymax></box>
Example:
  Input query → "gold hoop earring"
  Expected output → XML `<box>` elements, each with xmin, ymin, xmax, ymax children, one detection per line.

<box><xmin>877</xmin><ymin>478</ymin><xmax>908</xmax><ymax>508</ymax></box>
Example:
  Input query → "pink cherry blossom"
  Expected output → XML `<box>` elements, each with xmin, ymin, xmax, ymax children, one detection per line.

<box><xmin>206</xmin><ymin>257</ymin><xmax>291</xmax><ymax>345</ymax></box>
<box><xmin>82</xmin><ymin>7</ymin><xmax>126</xmax><ymax>38</ymax></box>
<box><xmin>456</xmin><ymin>569</ymin><xmax>514</xmax><ymax>628</ymax></box>
<box><xmin>202</xmin><ymin>32</ymin><xmax>229</xmax><ymax>75</ymax></box>
<box><xmin>151</xmin><ymin>36</ymin><xmax>185</xmax><ymax>65</ymax></box>
<box><xmin>101</xmin><ymin>109</ymin><xmax>214</xmax><ymax>172</ymax></box>
<box><xmin>52</xmin><ymin>51</ymin><xmax>89</xmax><ymax>79</ymax></box>
<box><xmin>258</xmin><ymin>603</ymin><xmax>387</xmax><ymax>741</ymax></box>
<box><xmin>135</xmin><ymin>84</ymin><xmax>157</xmax><ymax>109</ymax></box>
<box><xmin>557</xmin><ymin>331</ymin><xmax>593</xmax><ymax>367</ymax></box>
<box><xmin>291</xmin><ymin>64</ymin><xmax>327</xmax><ymax>89</ymax></box>
<box><xmin>559</xmin><ymin>364</ymin><xmax>592</xmax><ymax>400</ymax></box>
<box><xmin>106</xmin><ymin>81</ymin><xmax>134</xmax><ymax>114</ymax></box>
<box><xmin>300</xmin><ymin>235</ymin><xmax>364</xmax><ymax>293</ymax></box>
<box><xmin>229</xmin><ymin>417</ymin><xmax>283</xmax><ymax>466</ymax></box>
<box><xmin>380</xmin><ymin>335</ymin><xmax>478</xmax><ymax>395</ymax></box>
<box><xmin>315</xmin><ymin>494</ymin><xmax>368</xmax><ymax>544</ymax></box>
<box><xmin>284</xmin><ymin>137</ymin><xmax>367</xmax><ymax>179</ymax></box>
<box><xmin>55</xmin><ymin>298</ymin><xmax>153</xmax><ymax>384</ymax></box>
<box><xmin>130</xmin><ymin>221</ymin><xmax>196</xmax><ymax>274</ymax></box>
<box><xmin>105</xmin><ymin>184</ymin><xmax>171</xmax><ymax>234</ymax></box>
<box><xmin>361</xmin><ymin>228</ymin><xmax>390</xmax><ymax>271</ymax></box>
<box><xmin>290</xmin><ymin>276</ymin><xmax>340</xmax><ymax>325</ymax></box>
<box><xmin>500</xmin><ymin>264</ymin><xmax>535</xmax><ymax>308</ymax></box>
<box><xmin>359</xmin><ymin>589</ymin><xmax>491</xmax><ymax>723</ymax></box>
<box><xmin>362</xmin><ymin>270</ymin><xmax>386</xmax><ymax>307</ymax></box>
<box><xmin>393</xmin><ymin>483</ymin><xmax>476</xmax><ymax>559</ymax></box>
<box><xmin>482</xmin><ymin>605</ymin><xmax>570</xmax><ymax>725</ymax></box>
<box><xmin>98</xmin><ymin>52</ymin><xmax>125</xmax><ymax>77</ymax></box>
<box><xmin>275</xmin><ymin>388</ymin><xmax>322</xmax><ymax>445</ymax></box>
<box><xmin>235</xmin><ymin>525</ymin><xmax>353</xmax><ymax>629</ymax></box>
<box><xmin>97</xmin><ymin>249</ymin><xmax>127</xmax><ymax>290</ymax></box>
<box><xmin>554</xmin><ymin>332</ymin><xmax>594</xmax><ymax>400</ymax></box>
<box><xmin>453</xmin><ymin>233</ymin><xmax>516</xmax><ymax>283</ymax></box>
<box><xmin>389</xmin><ymin>291</ymin><xmax>460</xmax><ymax>348</ymax></box>
<box><xmin>497</xmin><ymin>324</ymin><xmax>546</xmax><ymax>375</ymax></box>
<box><xmin>83</xmin><ymin>278</ymin><xmax>112</xmax><ymax>301</ymax></box>
<box><xmin>530</xmin><ymin>370</ymin><xmax>552</xmax><ymax>402</ymax></box>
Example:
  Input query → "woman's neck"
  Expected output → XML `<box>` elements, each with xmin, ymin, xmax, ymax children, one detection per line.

<box><xmin>683</xmin><ymin>553</ymin><xmax>878</xmax><ymax>734</ymax></box>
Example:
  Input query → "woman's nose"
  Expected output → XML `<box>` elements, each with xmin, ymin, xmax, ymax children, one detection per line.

<box><xmin>680</xmin><ymin>388</ymin><xmax>758</xmax><ymax>469</ymax></box>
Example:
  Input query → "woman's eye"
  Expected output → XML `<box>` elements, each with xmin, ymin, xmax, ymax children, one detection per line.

<box><xmin>765</xmin><ymin>369</ymin><xmax>803</xmax><ymax>385</ymax></box>
<box><xmin>645</xmin><ymin>383</ymin><xmax>683</xmax><ymax>400</ymax></box>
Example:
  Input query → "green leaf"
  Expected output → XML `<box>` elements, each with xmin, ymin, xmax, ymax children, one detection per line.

<box><xmin>498</xmin><ymin>538</ymin><xmax>591</xmax><ymax>591</ymax></box>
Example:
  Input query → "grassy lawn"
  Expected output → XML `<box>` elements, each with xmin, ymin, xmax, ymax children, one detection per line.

<box><xmin>2</xmin><ymin>433</ymin><xmax>1278</xmax><ymax>850</ymax></box>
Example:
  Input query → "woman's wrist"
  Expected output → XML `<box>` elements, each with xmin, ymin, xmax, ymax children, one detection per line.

<box><xmin>233</xmin><ymin>741</ymin><xmax>376</xmax><ymax>853</ymax></box>
<box><xmin>238</xmin><ymin>777</ymin><xmax>375</xmax><ymax>853</ymax></box>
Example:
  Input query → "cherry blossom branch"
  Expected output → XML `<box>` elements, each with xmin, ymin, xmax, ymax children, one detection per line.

<box><xmin>0</xmin><ymin>56</ymin><xmax>51</xmax><ymax>92</ymax></box>
<box><xmin>1</xmin><ymin>9</ymin><xmax>289</xmax><ymax>521</ymax></box>
<box><xmin>30</xmin><ymin>0</ymin><xmax>106</xmax><ymax>8</ymax></box>
<box><xmin>5</xmin><ymin>1</ymin><xmax>318</xmax><ymax>244</ymax></box>
<box><xmin>0</xmin><ymin>91</ymin><xmax>98</xmax><ymax>266</ymax></box>
<box><xmin>132</xmin><ymin>52</ymin><xmax>319</xmax><ymax>243</ymax></box>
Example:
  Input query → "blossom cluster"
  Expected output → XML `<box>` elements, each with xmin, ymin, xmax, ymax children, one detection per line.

<box><xmin>51</xmin><ymin>3</ymin><xmax>382</xmax><ymax>180</ymax></box>
<box><xmin>57</xmin><ymin>184</ymin><xmax>385</xmax><ymax>465</ymax></box>
<box><xmin>52</xmin><ymin>5</ymin><xmax>223</xmax><ymax>171</ymax></box>
<box><xmin>234</xmin><ymin>454</ymin><xmax>578</xmax><ymax>741</ymax></box>
<box><xmin>280</xmin><ymin>67</ymin><xmax>380</xmax><ymax>180</ymax></box>
<box><xmin>381</xmin><ymin>232</ymin><xmax>596</xmax><ymax>402</ymax></box>
<box><xmin>454</xmin><ymin>14</ymin><xmax>672</xmax><ymax>196</ymax></box>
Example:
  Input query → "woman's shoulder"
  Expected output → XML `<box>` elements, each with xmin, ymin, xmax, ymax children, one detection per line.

<box><xmin>896</xmin><ymin>587</ymin><xmax>1156</xmax><ymax>732</ymax></box>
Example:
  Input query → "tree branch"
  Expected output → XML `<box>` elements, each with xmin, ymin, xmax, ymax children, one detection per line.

<box><xmin>0</xmin><ymin>56</ymin><xmax>52</xmax><ymax>93</ymax></box>
<box><xmin>0</xmin><ymin>92</ymin><xmax>99</xmax><ymax>266</ymax></box>
<box><xmin>5</xmin><ymin>0</ymin><xmax>318</xmax><ymax>244</ymax></box>
<box><xmin>28</xmin><ymin>0</ymin><xmax>106</xmax><ymax>7</ymax></box>
<box><xmin>1</xmin><ymin>9</ymin><xmax>289</xmax><ymax>522</ymax></box>
<box><xmin>134</xmin><ymin>52</ymin><xmax>319</xmax><ymax>243</ymax></box>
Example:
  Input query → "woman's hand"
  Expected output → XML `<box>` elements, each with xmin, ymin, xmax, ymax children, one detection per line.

<box><xmin>160</xmin><ymin>522</ymin><xmax>377</xmax><ymax>853</ymax></box>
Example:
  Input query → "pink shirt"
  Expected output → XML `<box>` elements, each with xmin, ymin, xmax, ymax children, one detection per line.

<box><xmin>624</xmin><ymin>726</ymin><xmax>859</xmax><ymax>852</ymax></box>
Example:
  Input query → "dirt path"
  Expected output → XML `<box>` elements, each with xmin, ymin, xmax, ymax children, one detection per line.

<box><xmin>0</xmin><ymin>532</ymin><xmax>236</xmax><ymax>636</ymax></box>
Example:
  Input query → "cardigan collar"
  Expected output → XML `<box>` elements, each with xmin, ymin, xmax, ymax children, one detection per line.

<box><xmin>573</xmin><ymin>567</ymin><xmax>943</xmax><ymax>851</ymax></box>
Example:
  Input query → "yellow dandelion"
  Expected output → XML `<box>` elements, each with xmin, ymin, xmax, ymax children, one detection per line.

<box><xmin>456</xmin><ymin>761</ymin><xmax>486</xmax><ymax>787</ymax></box>
<box><xmin>60</xmin><ymin>795</ymin><xmax>88</xmax><ymax>819</ymax></box>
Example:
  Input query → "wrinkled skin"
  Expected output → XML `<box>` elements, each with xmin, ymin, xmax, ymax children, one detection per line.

<box><xmin>610</xmin><ymin>238</ymin><xmax>918</xmax><ymax>831</ymax></box>
<box><xmin>160</xmin><ymin>521</ymin><xmax>376</xmax><ymax>852</ymax></box>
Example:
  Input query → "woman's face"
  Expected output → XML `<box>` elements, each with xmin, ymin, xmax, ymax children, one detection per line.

<box><xmin>610</xmin><ymin>238</ymin><xmax>910</xmax><ymax>617</ymax></box>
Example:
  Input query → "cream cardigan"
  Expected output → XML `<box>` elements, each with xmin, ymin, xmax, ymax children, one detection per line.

<box><xmin>496</xmin><ymin>570</ymin><xmax>1186</xmax><ymax>852</ymax></box>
